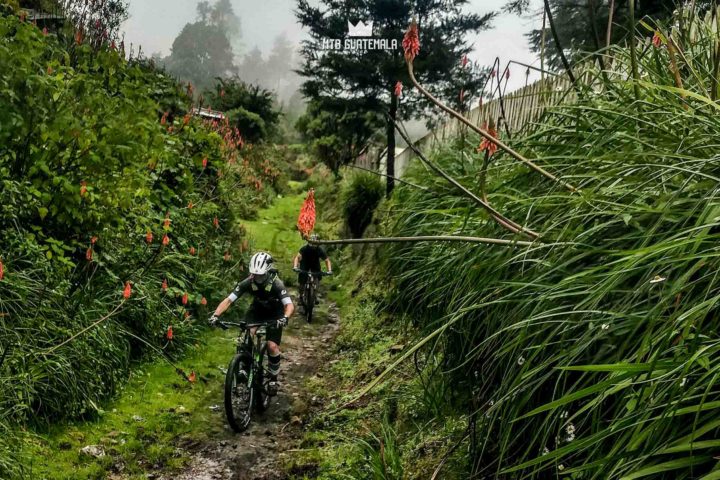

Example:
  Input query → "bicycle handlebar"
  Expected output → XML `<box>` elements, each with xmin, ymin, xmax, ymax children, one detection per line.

<box><xmin>294</xmin><ymin>269</ymin><xmax>332</xmax><ymax>276</ymax></box>
<box><xmin>216</xmin><ymin>320</ymin><xmax>283</xmax><ymax>330</ymax></box>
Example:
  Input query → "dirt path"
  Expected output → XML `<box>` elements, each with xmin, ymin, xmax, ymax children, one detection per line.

<box><xmin>162</xmin><ymin>297</ymin><xmax>339</xmax><ymax>480</ymax></box>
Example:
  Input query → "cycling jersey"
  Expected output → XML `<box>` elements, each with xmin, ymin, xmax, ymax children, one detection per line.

<box><xmin>228</xmin><ymin>274</ymin><xmax>292</xmax><ymax>317</ymax></box>
<box><xmin>299</xmin><ymin>245</ymin><xmax>327</xmax><ymax>272</ymax></box>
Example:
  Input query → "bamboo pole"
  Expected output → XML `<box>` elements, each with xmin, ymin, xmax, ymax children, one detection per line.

<box><xmin>312</xmin><ymin>235</ymin><xmax>533</xmax><ymax>247</ymax></box>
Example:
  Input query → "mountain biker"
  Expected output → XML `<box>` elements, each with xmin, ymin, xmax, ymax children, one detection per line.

<box><xmin>293</xmin><ymin>234</ymin><xmax>332</xmax><ymax>298</ymax></box>
<box><xmin>208</xmin><ymin>252</ymin><xmax>294</xmax><ymax>396</ymax></box>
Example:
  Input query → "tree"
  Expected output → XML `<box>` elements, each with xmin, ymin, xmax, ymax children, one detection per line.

<box><xmin>296</xmin><ymin>97</ymin><xmax>384</xmax><ymax>175</ymax></box>
<box><xmin>297</xmin><ymin>0</ymin><xmax>494</xmax><ymax>195</ymax></box>
<box><xmin>512</xmin><ymin>0</ymin><xmax>700</xmax><ymax>70</ymax></box>
<box><xmin>239</xmin><ymin>46</ymin><xmax>267</xmax><ymax>86</ymax></box>
<box><xmin>205</xmin><ymin>77</ymin><xmax>281</xmax><ymax>143</ymax></box>
<box><xmin>162</xmin><ymin>0</ymin><xmax>240</xmax><ymax>91</ymax></box>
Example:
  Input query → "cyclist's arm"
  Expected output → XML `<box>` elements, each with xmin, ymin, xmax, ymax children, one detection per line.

<box><xmin>293</xmin><ymin>253</ymin><xmax>301</xmax><ymax>269</ymax></box>
<box><xmin>214</xmin><ymin>281</ymin><xmax>248</xmax><ymax>316</ymax></box>
<box><xmin>274</xmin><ymin>280</ymin><xmax>295</xmax><ymax>319</ymax></box>
<box><xmin>325</xmin><ymin>257</ymin><xmax>332</xmax><ymax>272</ymax></box>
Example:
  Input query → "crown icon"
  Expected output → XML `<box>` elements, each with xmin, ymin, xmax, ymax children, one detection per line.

<box><xmin>348</xmin><ymin>20</ymin><xmax>373</xmax><ymax>37</ymax></box>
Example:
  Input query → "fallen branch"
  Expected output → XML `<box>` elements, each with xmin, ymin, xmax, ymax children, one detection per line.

<box><xmin>393</xmin><ymin>117</ymin><xmax>541</xmax><ymax>240</ymax></box>
<box><xmin>402</xmin><ymin>32</ymin><xmax>578</xmax><ymax>193</ymax></box>
<box><xmin>312</xmin><ymin>235</ymin><xmax>533</xmax><ymax>248</ymax></box>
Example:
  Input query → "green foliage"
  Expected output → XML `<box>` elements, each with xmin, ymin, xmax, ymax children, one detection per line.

<box><xmin>205</xmin><ymin>77</ymin><xmax>280</xmax><ymax>144</ymax></box>
<box><xmin>342</xmin><ymin>172</ymin><xmax>384</xmax><ymax>238</ymax></box>
<box><xmin>378</xmin><ymin>8</ymin><xmax>720</xmax><ymax>478</ymax></box>
<box><xmin>0</xmin><ymin>13</ymin><xmax>283</xmax><ymax>477</ymax></box>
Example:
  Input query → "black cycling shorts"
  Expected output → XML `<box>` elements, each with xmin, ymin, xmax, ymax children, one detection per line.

<box><xmin>245</xmin><ymin>309</ymin><xmax>283</xmax><ymax>345</ymax></box>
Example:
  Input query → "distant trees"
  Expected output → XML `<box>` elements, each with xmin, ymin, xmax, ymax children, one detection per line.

<box><xmin>162</xmin><ymin>0</ymin><xmax>240</xmax><ymax>92</ymax></box>
<box><xmin>205</xmin><ymin>78</ymin><xmax>281</xmax><ymax>143</ymax></box>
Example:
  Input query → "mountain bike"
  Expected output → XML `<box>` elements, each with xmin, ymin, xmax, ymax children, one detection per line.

<box><xmin>295</xmin><ymin>269</ymin><xmax>331</xmax><ymax>323</ymax></box>
<box><xmin>215</xmin><ymin>319</ymin><xmax>280</xmax><ymax>432</ymax></box>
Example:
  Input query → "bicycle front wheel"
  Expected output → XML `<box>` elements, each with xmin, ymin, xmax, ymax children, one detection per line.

<box><xmin>224</xmin><ymin>353</ymin><xmax>253</xmax><ymax>432</ymax></box>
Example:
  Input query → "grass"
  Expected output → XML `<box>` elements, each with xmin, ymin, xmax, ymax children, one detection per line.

<box><xmin>17</xmin><ymin>188</ymin><xmax>314</xmax><ymax>479</ymax></box>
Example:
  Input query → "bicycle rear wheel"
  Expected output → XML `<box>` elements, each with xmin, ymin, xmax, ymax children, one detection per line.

<box><xmin>305</xmin><ymin>281</ymin><xmax>315</xmax><ymax>323</ymax></box>
<box><xmin>224</xmin><ymin>353</ymin><xmax>253</xmax><ymax>432</ymax></box>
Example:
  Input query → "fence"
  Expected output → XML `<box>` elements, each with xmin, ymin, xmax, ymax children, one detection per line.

<box><xmin>368</xmin><ymin>71</ymin><xmax>579</xmax><ymax>178</ymax></box>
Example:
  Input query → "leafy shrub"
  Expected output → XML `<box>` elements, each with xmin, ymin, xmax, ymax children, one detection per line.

<box><xmin>342</xmin><ymin>172</ymin><xmax>384</xmax><ymax>238</ymax></box>
<box><xmin>0</xmin><ymin>14</ymin><xmax>282</xmax><ymax>476</ymax></box>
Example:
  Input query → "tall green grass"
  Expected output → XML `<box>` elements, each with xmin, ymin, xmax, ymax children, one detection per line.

<box><xmin>380</xmin><ymin>7</ymin><xmax>720</xmax><ymax>478</ymax></box>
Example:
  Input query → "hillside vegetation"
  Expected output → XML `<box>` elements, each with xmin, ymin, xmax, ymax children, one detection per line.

<box><xmin>371</xmin><ymin>9</ymin><xmax>720</xmax><ymax>479</ymax></box>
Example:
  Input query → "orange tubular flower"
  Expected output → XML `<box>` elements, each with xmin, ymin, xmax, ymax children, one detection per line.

<box><xmin>202</xmin><ymin>157</ymin><xmax>208</xmax><ymax>169</ymax></box>
<box><xmin>167</xmin><ymin>325</ymin><xmax>174</xmax><ymax>341</ymax></box>
<box><xmin>188</xmin><ymin>371</ymin><xmax>197</xmax><ymax>383</ymax></box>
<box><xmin>402</xmin><ymin>19</ymin><xmax>420</xmax><ymax>63</ymax></box>
<box><xmin>297</xmin><ymin>189</ymin><xmax>316</xmax><ymax>237</ymax></box>
<box><xmin>146</xmin><ymin>230</ymin><xmax>153</xmax><ymax>244</ymax></box>
<box><xmin>162</xmin><ymin>278</ymin><xmax>168</xmax><ymax>292</ymax></box>
<box><xmin>182</xmin><ymin>293</ymin><xmax>188</xmax><ymax>305</ymax></box>
<box><xmin>189</xmin><ymin>247</ymin><xmax>196</xmax><ymax>256</ymax></box>
<box><xmin>478</xmin><ymin>122</ymin><xmax>499</xmax><ymax>157</ymax></box>
<box><xmin>201</xmin><ymin>297</ymin><xmax>207</xmax><ymax>306</ymax></box>
<box><xmin>0</xmin><ymin>259</ymin><xmax>4</xmax><ymax>280</ymax></box>
<box><xmin>86</xmin><ymin>247</ymin><xmax>93</xmax><ymax>261</ymax></box>
<box><xmin>80</xmin><ymin>181</ymin><xmax>87</xmax><ymax>197</ymax></box>
<box><xmin>162</xmin><ymin>234</ymin><xmax>170</xmax><ymax>246</ymax></box>
<box><xmin>188</xmin><ymin>201</ymin><xmax>194</xmax><ymax>210</ymax></box>
<box><xmin>394</xmin><ymin>81</ymin><xmax>403</xmax><ymax>98</ymax></box>
<box><xmin>652</xmin><ymin>30</ymin><xmax>662</xmax><ymax>48</ymax></box>
<box><xmin>213</xmin><ymin>217</ymin><xmax>219</xmax><ymax>229</ymax></box>
<box><xmin>123</xmin><ymin>282</ymin><xmax>132</xmax><ymax>299</ymax></box>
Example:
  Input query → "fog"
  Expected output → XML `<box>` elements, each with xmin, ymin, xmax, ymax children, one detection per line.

<box><xmin>122</xmin><ymin>0</ymin><xmax>543</xmax><ymax>94</ymax></box>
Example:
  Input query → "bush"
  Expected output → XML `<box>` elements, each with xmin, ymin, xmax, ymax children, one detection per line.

<box><xmin>0</xmin><ymin>13</ymin><xmax>281</xmax><ymax>466</ymax></box>
<box><xmin>342</xmin><ymin>172</ymin><xmax>384</xmax><ymax>238</ymax></box>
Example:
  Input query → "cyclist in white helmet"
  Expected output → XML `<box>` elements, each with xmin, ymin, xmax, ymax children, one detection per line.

<box><xmin>209</xmin><ymin>252</ymin><xmax>294</xmax><ymax>396</ymax></box>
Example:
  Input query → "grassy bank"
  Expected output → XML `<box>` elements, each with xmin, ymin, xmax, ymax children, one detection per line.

<box><xmin>18</xmin><ymin>189</ymin><xmax>312</xmax><ymax>479</ymax></box>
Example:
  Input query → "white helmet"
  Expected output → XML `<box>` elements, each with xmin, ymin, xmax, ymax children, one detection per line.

<box><xmin>249</xmin><ymin>252</ymin><xmax>273</xmax><ymax>275</ymax></box>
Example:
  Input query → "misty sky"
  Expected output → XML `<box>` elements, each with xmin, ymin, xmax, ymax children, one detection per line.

<box><xmin>122</xmin><ymin>0</ymin><xmax>544</xmax><ymax>92</ymax></box>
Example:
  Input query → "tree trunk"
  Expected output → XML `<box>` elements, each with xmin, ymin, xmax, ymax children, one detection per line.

<box><xmin>386</xmin><ymin>92</ymin><xmax>397</xmax><ymax>197</ymax></box>
<box><xmin>544</xmin><ymin>0</ymin><xmax>576</xmax><ymax>85</ymax></box>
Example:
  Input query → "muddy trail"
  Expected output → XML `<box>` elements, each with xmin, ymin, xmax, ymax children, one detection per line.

<box><xmin>163</xmin><ymin>298</ymin><xmax>340</xmax><ymax>480</ymax></box>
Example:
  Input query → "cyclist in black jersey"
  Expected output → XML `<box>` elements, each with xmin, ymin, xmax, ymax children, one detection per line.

<box><xmin>209</xmin><ymin>252</ymin><xmax>294</xmax><ymax>396</ymax></box>
<box><xmin>293</xmin><ymin>234</ymin><xmax>332</xmax><ymax>286</ymax></box>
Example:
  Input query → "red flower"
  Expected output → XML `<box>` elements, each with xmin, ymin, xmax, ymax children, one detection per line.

<box><xmin>161</xmin><ymin>111</ymin><xmax>168</xmax><ymax>126</ymax></box>
<box><xmin>0</xmin><ymin>259</ymin><xmax>3</xmax><ymax>280</ymax></box>
<box><xmin>652</xmin><ymin>30</ymin><xmax>662</xmax><ymax>48</ymax></box>
<box><xmin>166</xmin><ymin>325</ymin><xmax>174</xmax><ymax>341</ymax></box>
<box><xmin>91</xmin><ymin>236</ymin><xmax>98</xmax><ymax>244</ymax></box>
<box><xmin>86</xmin><ymin>247</ymin><xmax>93</xmax><ymax>261</ymax></box>
<box><xmin>182</xmin><ymin>292</ymin><xmax>188</xmax><ymax>305</ymax></box>
<box><xmin>162</xmin><ymin>278</ymin><xmax>168</xmax><ymax>292</ymax></box>
<box><xmin>110</xmin><ymin>40</ymin><xmax>116</xmax><ymax>50</ymax></box>
<box><xmin>80</xmin><ymin>181</ymin><xmax>87</xmax><ymax>197</ymax></box>
<box><xmin>162</xmin><ymin>234</ymin><xmax>170</xmax><ymax>246</ymax></box>
<box><xmin>164</xmin><ymin>213</ymin><xmax>171</xmax><ymax>229</ymax></box>
<box><xmin>188</xmin><ymin>201</ymin><xmax>194</xmax><ymax>210</ymax></box>
<box><xmin>183</xmin><ymin>114</ymin><xmax>190</xmax><ymax>126</ymax></box>
<box><xmin>394</xmin><ymin>81</ymin><xmax>403</xmax><ymax>98</ymax></box>
<box><xmin>146</xmin><ymin>230</ymin><xmax>153</xmax><ymax>244</ymax></box>
<box><xmin>189</xmin><ymin>247</ymin><xmax>196</xmax><ymax>256</ymax></box>
<box><xmin>201</xmin><ymin>297</ymin><xmax>207</xmax><ymax>306</ymax></box>
<box><xmin>478</xmin><ymin>122</ymin><xmax>499</xmax><ymax>157</ymax></box>
<box><xmin>202</xmin><ymin>157</ymin><xmax>208</xmax><ymax>169</ymax></box>
<box><xmin>402</xmin><ymin>19</ymin><xmax>420</xmax><ymax>62</ymax></box>
<box><xmin>74</xmin><ymin>29</ymin><xmax>83</xmax><ymax>45</ymax></box>
<box><xmin>213</xmin><ymin>217</ymin><xmax>219</xmax><ymax>229</ymax></box>
<box><xmin>123</xmin><ymin>282</ymin><xmax>132</xmax><ymax>299</ymax></box>
<box><xmin>462</xmin><ymin>54</ymin><xmax>469</xmax><ymax>68</ymax></box>
<box><xmin>297</xmin><ymin>189</ymin><xmax>316</xmax><ymax>237</ymax></box>
<box><xmin>188</xmin><ymin>370</ymin><xmax>197</xmax><ymax>383</ymax></box>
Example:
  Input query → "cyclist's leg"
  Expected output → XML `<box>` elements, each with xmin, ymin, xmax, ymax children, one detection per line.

<box><xmin>265</xmin><ymin>324</ymin><xmax>283</xmax><ymax>395</ymax></box>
